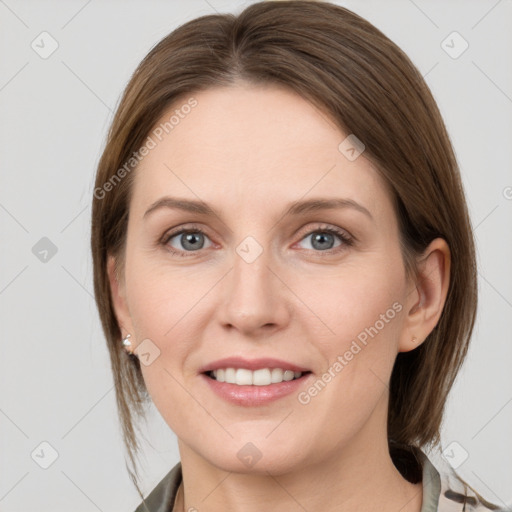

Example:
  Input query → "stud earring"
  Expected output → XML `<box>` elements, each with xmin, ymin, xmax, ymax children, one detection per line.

<box><xmin>122</xmin><ymin>334</ymin><xmax>132</xmax><ymax>349</ymax></box>
<box><xmin>411</xmin><ymin>336</ymin><xmax>418</xmax><ymax>344</ymax></box>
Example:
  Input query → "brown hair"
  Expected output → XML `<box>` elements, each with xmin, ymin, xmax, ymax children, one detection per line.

<box><xmin>91</xmin><ymin>0</ymin><xmax>477</xmax><ymax>496</ymax></box>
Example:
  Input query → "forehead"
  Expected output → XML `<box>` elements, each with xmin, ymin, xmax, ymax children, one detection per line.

<box><xmin>131</xmin><ymin>84</ymin><xmax>392</xmax><ymax>220</ymax></box>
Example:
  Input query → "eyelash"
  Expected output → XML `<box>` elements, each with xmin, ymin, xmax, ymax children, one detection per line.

<box><xmin>160</xmin><ymin>223</ymin><xmax>354</xmax><ymax>258</ymax></box>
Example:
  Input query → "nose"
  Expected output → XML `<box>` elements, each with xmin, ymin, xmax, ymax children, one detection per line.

<box><xmin>217</xmin><ymin>242</ymin><xmax>292</xmax><ymax>336</ymax></box>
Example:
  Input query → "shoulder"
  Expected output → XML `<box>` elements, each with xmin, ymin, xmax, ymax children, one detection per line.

<box><xmin>133</xmin><ymin>462</ymin><xmax>182</xmax><ymax>512</ymax></box>
<box><xmin>419</xmin><ymin>449</ymin><xmax>508</xmax><ymax>511</ymax></box>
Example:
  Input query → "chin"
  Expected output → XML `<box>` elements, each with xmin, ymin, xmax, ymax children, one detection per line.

<box><xmin>193</xmin><ymin>434</ymin><xmax>310</xmax><ymax>476</ymax></box>
<box><xmin>215</xmin><ymin>451</ymin><xmax>305</xmax><ymax>476</ymax></box>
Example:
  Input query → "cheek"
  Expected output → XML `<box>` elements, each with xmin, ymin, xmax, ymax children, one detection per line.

<box><xmin>296</xmin><ymin>256</ymin><xmax>404</xmax><ymax>349</ymax></box>
<box><xmin>124</xmin><ymin>251</ymin><xmax>201</xmax><ymax>339</ymax></box>
<box><xmin>124</xmin><ymin>262</ymin><xmax>204</xmax><ymax>433</ymax></box>
<box><xmin>294</xmin><ymin>256</ymin><xmax>405</xmax><ymax>408</ymax></box>
<box><xmin>123</xmin><ymin>255</ymin><xmax>216</xmax><ymax>393</ymax></box>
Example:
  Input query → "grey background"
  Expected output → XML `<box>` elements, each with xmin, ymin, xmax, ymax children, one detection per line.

<box><xmin>1</xmin><ymin>0</ymin><xmax>511</xmax><ymax>510</ymax></box>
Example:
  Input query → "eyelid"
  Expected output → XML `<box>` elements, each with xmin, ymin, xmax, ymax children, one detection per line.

<box><xmin>160</xmin><ymin>223</ymin><xmax>211</xmax><ymax>244</ymax></box>
<box><xmin>295</xmin><ymin>223</ymin><xmax>352</xmax><ymax>242</ymax></box>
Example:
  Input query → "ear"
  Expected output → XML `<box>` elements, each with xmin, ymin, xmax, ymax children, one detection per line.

<box><xmin>107</xmin><ymin>254</ymin><xmax>135</xmax><ymax>343</ymax></box>
<box><xmin>398</xmin><ymin>238</ymin><xmax>451</xmax><ymax>353</ymax></box>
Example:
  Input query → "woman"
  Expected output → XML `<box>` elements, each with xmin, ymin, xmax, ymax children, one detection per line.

<box><xmin>90</xmin><ymin>1</ymin><xmax>504</xmax><ymax>510</ymax></box>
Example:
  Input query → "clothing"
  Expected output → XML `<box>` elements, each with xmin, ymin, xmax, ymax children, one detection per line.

<box><xmin>133</xmin><ymin>449</ymin><xmax>505</xmax><ymax>512</ymax></box>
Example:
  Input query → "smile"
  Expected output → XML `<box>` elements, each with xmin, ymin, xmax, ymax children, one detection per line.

<box><xmin>207</xmin><ymin>368</ymin><xmax>306</xmax><ymax>386</ymax></box>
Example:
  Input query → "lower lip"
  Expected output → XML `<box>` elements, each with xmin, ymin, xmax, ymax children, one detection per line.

<box><xmin>200</xmin><ymin>373</ymin><xmax>311</xmax><ymax>406</ymax></box>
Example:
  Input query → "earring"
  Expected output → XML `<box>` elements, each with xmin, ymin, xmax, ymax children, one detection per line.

<box><xmin>411</xmin><ymin>336</ymin><xmax>418</xmax><ymax>344</ymax></box>
<box><xmin>122</xmin><ymin>334</ymin><xmax>132</xmax><ymax>349</ymax></box>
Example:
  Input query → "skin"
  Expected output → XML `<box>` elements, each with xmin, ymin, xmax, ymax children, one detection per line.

<box><xmin>108</xmin><ymin>83</ymin><xmax>450</xmax><ymax>512</ymax></box>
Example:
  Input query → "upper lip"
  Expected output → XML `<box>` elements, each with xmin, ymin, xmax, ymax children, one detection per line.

<box><xmin>199</xmin><ymin>357</ymin><xmax>311</xmax><ymax>373</ymax></box>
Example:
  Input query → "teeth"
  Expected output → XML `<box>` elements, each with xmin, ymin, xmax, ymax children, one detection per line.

<box><xmin>210</xmin><ymin>368</ymin><xmax>304</xmax><ymax>385</ymax></box>
<box><xmin>253</xmin><ymin>368</ymin><xmax>271</xmax><ymax>386</ymax></box>
<box><xmin>225</xmin><ymin>368</ymin><xmax>236</xmax><ymax>383</ymax></box>
<box><xmin>236</xmin><ymin>368</ymin><xmax>253</xmax><ymax>385</ymax></box>
<box><xmin>283</xmin><ymin>370</ymin><xmax>294</xmax><ymax>381</ymax></box>
<box><xmin>271</xmin><ymin>368</ymin><xmax>283</xmax><ymax>383</ymax></box>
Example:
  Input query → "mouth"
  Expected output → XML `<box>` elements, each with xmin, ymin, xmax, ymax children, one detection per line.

<box><xmin>204</xmin><ymin>367</ymin><xmax>312</xmax><ymax>386</ymax></box>
<box><xmin>198</xmin><ymin>357</ymin><xmax>313</xmax><ymax>405</ymax></box>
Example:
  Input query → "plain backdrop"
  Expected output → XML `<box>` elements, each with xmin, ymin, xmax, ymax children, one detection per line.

<box><xmin>1</xmin><ymin>1</ymin><xmax>511</xmax><ymax>510</ymax></box>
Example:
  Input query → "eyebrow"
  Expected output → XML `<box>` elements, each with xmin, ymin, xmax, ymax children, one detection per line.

<box><xmin>143</xmin><ymin>197</ymin><xmax>373</xmax><ymax>221</ymax></box>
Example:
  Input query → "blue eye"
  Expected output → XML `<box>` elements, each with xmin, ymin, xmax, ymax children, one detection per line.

<box><xmin>164</xmin><ymin>229</ymin><xmax>212</xmax><ymax>255</ymax></box>
<box><xmin>299</xmin><ymin>230</ymin><xmax>342</xmax><ymax>251</ymax></box>
<box><xmin>296</xmin><ymin>226</ymin><xmax>353</xmax><ymax>254</ymax></box>
<box><xmin>161</xmin><ymin>224</ymin><xmax>352</xmax><ymax>257</ymax></box>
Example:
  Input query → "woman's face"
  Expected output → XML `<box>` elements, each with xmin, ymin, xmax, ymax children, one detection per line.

<box><xmin>110</xmin><ymin>83</ymin><xmax>421</xmax><ymax>474</ymax></box>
